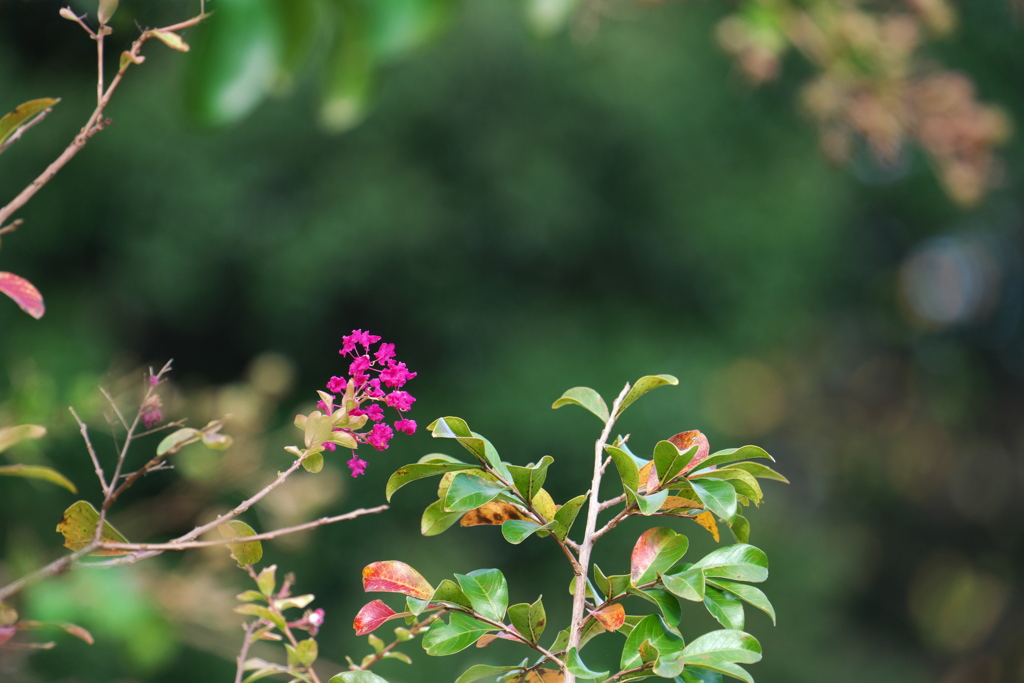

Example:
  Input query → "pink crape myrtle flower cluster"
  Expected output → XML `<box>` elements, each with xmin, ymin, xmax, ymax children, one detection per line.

<box><xmin>319</xmin><ymin>329</ymin><xmax>417</xmax><ymax>478</ymax></box>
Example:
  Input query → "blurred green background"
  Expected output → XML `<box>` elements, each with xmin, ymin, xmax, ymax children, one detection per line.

<box><xmin>1</xmin><ymin>0</ymin><xmax>1023</xmax><ymax>681</ymax></box>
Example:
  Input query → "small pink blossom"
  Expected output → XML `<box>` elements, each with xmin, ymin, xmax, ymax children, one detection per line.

<box><xmin>385</xmin><ymin>390</ymin><xmax>416</xmax><ymax>412</ymax></box>
<box><xmin>326</xmin><ymin>376</ymin><xmax>347</xmax><ymax>393</ymax></box>
<box><xmin>348</xmin><ymin>454</ymin><xmax>368</xmax><ymax>477</ymax></box>
<box><xmin>374</xmin><ymin>343</ymin><xmax>396</xmax><ymax>363</ymax></box>
<box><xmin>148</xmin><ymin>374</ymin><xmax>160</xmax><ymax>387</ymax></box>
<box><xmin>365</xmin><ymin>378</ymin><xmax>385</xmax><ymax>399</ymax></box>
<box><xmin>366</xmin><ymin>423</ymin><xmax>394</xmax><ymax>451</ymax></box>
<box><xmin>364</xmin><ymin>404</ymin><xmax>385</xmax><ymax>422</ymax></box>
<box><xmin>316</xmin><ymin>399</ymin><xmax>331</xmax><ymax>412</ymax></box>
<box><xmin>349</xmin><ymin>355</ymin><xmax>371</xmax><ymax>385</ymax></box>
<box><xmin>395</xmin><ymin>418</ymin><xmax>417</xmax><ymax>435</ymax></box>
<box><xmin>380</xmin><ymin>360</ymin><xmax>417</xmax><ymax>388</ymax></box>
<box><xmin>141</xmin><ymin>396</ymin><xmax>163</xmax><ymax>428</ymax></box>
<box><xmin>323</xmin><ymin>441</ymin><xmax>337</xmax><ymax>451</ymax></box>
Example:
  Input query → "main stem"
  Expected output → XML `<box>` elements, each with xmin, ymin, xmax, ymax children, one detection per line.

<box><xmin>565</xmin><ymin>383</ymin><xmax>631</xmax><ymax>683</ymax></box>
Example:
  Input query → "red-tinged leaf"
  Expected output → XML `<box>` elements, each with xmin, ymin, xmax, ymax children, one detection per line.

<box><xmin>637</xmin><ymin>461</ymin><xmax>660</xmax><ymax>493</ymax></box>
<box><xmin>671</xmin><ymin>430</ymin><xmax>710</xmax><ymax>475</ymax></box>
<box><xmin>353</xmin><ymin>600</ymin><xmax>405</xmax><ymax>636</ymax></box>
<box><xmin>631</xmin><ymin>527</ymin><xmax>690</xmax><ymax>585</ymax></box>
<box><xmin>0</xmin><ymin>272</ymin><xmax>44</xmax><ymax>319</ymax></box>
<box><xmin>590</xmin><ymin>603</ymin><xmax>625</xmax><ymax>631</ymax></box>
<box><xmin>362</xmin><ymin>561</ymin><xmax>434</xmax><ymax>599</ymax></box>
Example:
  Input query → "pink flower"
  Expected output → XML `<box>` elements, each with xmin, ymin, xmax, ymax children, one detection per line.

<box><xmin>326</xmin><ymin>376</ymin><xmax>347</xmax><ymax>393</ymax></box>
<box><xmin>380</xmin><ymin>360</ymin><xmax>417</xmax><ymax>388</ymax></box>
<box><xmin>374</xmin><ymin>343</ymin><xmax>396</xmax><ymax>363</ymax></box>
<box><xmin>342</xmin><ymin>329</ymin><xmax>381</xmax><ymax>354</ymax></box>
<box><xmin>316</xmin><ymin>399</ymin><xmax>331</xmax><ymax>412</ymax></box>
<box><xmin>141</xmin><ymin>396</ymin><xmax>163</xmax><ymax>428</ymax></box>
<box><xmin>322</xmin><ymin>441</ymin><xmax>337</xmax><ymax>451</ymax></box>
<box><xmin>385</xmin><ymin>390</ymin><xmax>416</xmax><ymax>412</ymax></box>
<box><xmin>349</xmin><ymin>355</ymin><xmax>371</xmax><ymax>385</ymax></box>
<box><xmin>395</xmin><ymin>418</ymin><xmax>417</xmax><ymax>435</ymax></box>
<box><xmin>366</xmin><ymin>423</ymin><xmax>394</xmax><ymax>451</ymax></box>
<box><xmin>309</xmin><ymin>608</ymin><xmax>325</xmax><ymax>629</ymax></box>
<box><xmin>365</xmin><ymin>378</ymin><xmax>385</xmax><ymax>399</ymax></box>
<box><xmin>148</xmin><ymin>374</ymin><xmax>160</xmax><ymax>387</ymax></box>
<box><xmin>347</xmin><ymin>454</ymin><xmax>368</xmax><ymax>477</ymax></box>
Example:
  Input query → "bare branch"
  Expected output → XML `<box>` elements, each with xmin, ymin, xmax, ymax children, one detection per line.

<box><xmin>69</xmin><ymin>406</ymin><xmax>109</xmax><ymax>496</ymax></box>
<box><xmin>0</xmin><ymin>543</ymin><xmax>97</xmax><ymax>602</ymax></box>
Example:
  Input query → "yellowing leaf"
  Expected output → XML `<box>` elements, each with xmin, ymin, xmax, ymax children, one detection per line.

<box><xmin>692</xmin><ymin>511</ymin><xmax>720</xmax><ymax>542</ymax></box>
<box><xmin>55</xmin><ymin>501</ymin><xmax>130</xmax><ymax>556</ymax></box>
<box><xmin>591</xmin><ymin>603</ymin><xmax>625</xmax><ymax>631</ymax></box>
<box><xmin>0</xmin><ymin>464</ymin><xmax>76</xmax><ymax>493</ymax></box>
<box><xmin>147</xmin><ymin>29</ymin><xmax>189</xmax><ymax>52</ymax></box>
<box><xmin>0</xmin><ymin>424</ymin><xmax>45</xmax><ymax>453</ymax></box>
<box><xmin>362</xmin><ymin>561</ymin><xmax>434</xmax><ymax>599</ymax></box>
<box><xmin>0</xmin><ymin>98</ymin><xmax>59</xmax><ymax>146</ymax></box>
<box><xmin>460</xmin><ymin>500</ymin><xmax>529</xmax><ymax>526</ymax></box>
<box><xmin>217</xmin><ymin>520</ymin><xmax>263</xmax><ymax>566</ymax></box>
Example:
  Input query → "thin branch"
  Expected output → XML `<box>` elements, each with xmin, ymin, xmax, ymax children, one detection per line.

<box><xmin>69</xmin><ymin>406</ymin><xmax>109</xmax><ymax>497</ymax></box>
<box><xmin>100</xmin><ymin>387</ymin><xmax>129</xmax><ymax>430</ymax></box>
<box><xmin>99</xmin><ymin>506</ymin><xmax>389</xmax><ymax>552</ymax></box>
<box><xmin>598</xmin><ymin>493</ymin><xmax>626</xmax><ymax>512</ymax></box>
<box><xmin>0</xmin><ymin>543</ymin><xmax>98</xmax><ymax>602</ymax></box>
<box><xmin>0</xmin><ymin>219</ymin><xmax>23</xmax><ymax>236</ymax></box>
<box><xmin>565</xmin><ymin>382</ymin><xmax>631</xmax><ymax>683</ymax></box>
<box><xmin>234</xmin><ymin>620</ymin><xmax>260</xmax><ymax>683</ymax></box>
<box><xmin>0</xmin><ymin>109</ymin><xmax>55</xmax><ymax>156</ymax></box>
<box><xmin>449</xmin><ymin>608</ymin><xmax>564</xmax><ymax>668</ymax></box>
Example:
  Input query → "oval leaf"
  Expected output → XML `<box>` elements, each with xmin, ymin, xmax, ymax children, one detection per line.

<box><xmin>670</xmin><ymin>431</ymin><xmax>711</xmax><ymax>475</ymax></box>
<box><xmin>330</xmin><ymin>672</ymin><xmax>392</xmax><ymax>683</ymax></box>
<box><xmin>680</xmin><ymin>629</ymin><xmax>762</xmax><ymax>665</ymax></box>
<box><xmin>218</xmin><ymin>520</ymin><xmax>263</xmax><ymax>566</ymax></box>
<box><xmin>591</xmin><ymin>603</ymin><xmax>625</xmax><ymax>631</ymax></box>
<box><xmin>55</xmin><ymin>501</ymin><xmax>130</xmax><ymax>556</ymax></box>
<box><xmin>157</xmin><ymin>428</ymin><xmax>200</xmax><ymax>456</ymax></box>
<box><xmin>353</xmin><ymin>599</ymin><xmax>403</xmax><ymax>636</ymax></box>
<box><xmin>565</xmin><ymin>647</ymin><xmax>608</xmax><ymax>680</ymax></box>
<box><xmin>362</xmin><ymin>561</ymin><xmax>434</xmax><ymax>599</ymax></box>
<box><xmin>631</xmin><ymin>527</ymin><xmax>689</xmax><ymax>585</ymax></box>
<box><xmin>703</xmin><ymin>586</ymin><xmax>745</xmax><ymax>630</ymax></box>
<box><xmin>692</xmin><ymin>545</ymin><xmax>769</xmax><ymax>583</ymax></box>
<box><xmin>386</xmin><ymin>462</ymin><xmax>482</xmax><ymax>501</ymax></box>
<box><xmin>0</xmin><ymin>272</ymin><xmax>44</xmax><ymax>319</ymax></box>
<box><xmin>551</xmin><ymin>387</ymin><xmax>609</xmax><ymax>423</ymax></box>
<box><xmin>462</xmin><ymin>501</ymin><xmax>529</xmax><ymax>527</ymax></box>
<box><xmin>422</xmin><ymin>612</ymin><xmax>492</xmax><ymax>655</ymax></box>
<box><xmin>455</xmin><ymin>568</ymin><xmax>508</xmax><ymax>621</ymax></box>
<box><xmin>691</xmin><ymin>478</ymin><xmax>738</xmax><ymax>522</ymax></box>
<box><xmin>615</xmin><ymin>374</ymin><xmax>678</xmax><ymax>418</ymax></box>
<box><xmin>0</xmin><ymin>99</ymin><xmax>59</xmax><ymax>146</ymax></box>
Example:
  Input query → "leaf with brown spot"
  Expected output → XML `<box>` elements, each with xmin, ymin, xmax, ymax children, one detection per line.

<box><xmin>362</xmin><ymin>561</ymin><xmax>434</xmax><ymax>599</ymax></box>
<box><xmin>510</xmin><ymin>669</ymin><xmax>564</xmax><ymax>682</ymax></box>
<box><xmin>692</xmin><ymin>511</ymin><xmax>720</xmax><ymax>542</ymax></box>
<box><xmin>460</xmin><ymin>500</ymin><xmax>529</xmax><ymax>526</ymax></box>
<box><xmin>0</xmin><ymin>98</ymin><xmax>59</xmax><ymax>146</ymax></box>
<box><xmin>590</xmin><ymin>603</ymin><xmax>625</xmax><ymax>631</ymax></box>
<box><xmin>55</xmin><ymin>501</ymin><xmax>130</xmax><ymax>556</ymax></box>
<box><xmin>474</xmin><ymin>632</ymin><xmax>519</xmax><ymax>647</ymax></box>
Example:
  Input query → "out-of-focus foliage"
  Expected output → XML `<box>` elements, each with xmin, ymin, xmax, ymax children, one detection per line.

<box><xmin>0</xmin><ymin>0</ymin><xmax>1022</xmax><ymax>682</ymax></box>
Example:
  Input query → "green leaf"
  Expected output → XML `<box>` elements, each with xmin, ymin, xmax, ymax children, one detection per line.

<box><xmin>422</xmin><ymin>612</ymin><xmax>493</xmax><ymax>655</ymax></box>
<box><xmin>501</xmin><ymin>519</ymin><xmax>546</xmax><ymax>544</ymax></box>
<box><xmin>681</xmin><ymin>669</ymin><xmax>725</xmax><ymax>683</ymax></box>
<box><xmin>693</xmin><ymin>446</ymin><xmax>774</xmax><ymax>472</ymax></box>
<box><xmin>565</xmin><ymin>647</ymin><xmax>608</xmax><ymax>679</ymax></box>
<box><xmin>551</xmin><ymin>387</ymin><xmax>609</xmax><ymax>422</ymax></box>
<box><xmin>661</xmin><ymin>566</ymin><xmax>706</xmax><ymax>602</ymax></box>
<box><xmin>507</xmin><ymin>455</ymin><xmax>554</xmax><ymax>501</ymax></box>
<box><xmin>432</xmin><ymin>579</ymin><xmax>474</xmax><ymax>610</ymax></box>
<box><xmin>421</xmin><ymin>499</ymin><xmax>464</xmax><ymax>536</ymax></box>
<box><xmin>55</xmin><ymin>500</ymin><xmax>130</xmax><ymax>555</ymax></box>
<box><xmin>428</xmin><ymin>418</ymin><xmax>510</xmax><ymax>479</ymax></box>
<box><xmin>708</xmin><ymin>580</ymin><xmax>776</xmax><ymax>625</ymax></box>
<box><xmin>615</xmin><ymin>374</ymin><xmax>678</xmax><ymax>418</ymax></box>
<box><xmin>627</xmin><ymin>485</ymin><xmax>669</xmax><ymax>516</ymax></box>
<box><xmin>185</xmin><ymin>0</ymin><xmax>280</xmax><ymax>126</ymax></box>
<box><xmin>0</xmin><ymin>424</ymin><xmax>46</xmax><ymax>453</ymax></box>
<box><xmin>703</xmin><ymin>587</ymin><xmax>745</xmax><ymax>630</ymax></box>
<box><xmin>728</xmin><ymin>461</ymin><xmax>789</xmax><ymax>483</ymax></box>
<box><xmin>620</xmin><ymin>614</ymin><xmax>683</xmax><ymax>670</ymax></box>
<box><xmin>593</xmin><ymin>566</ymin><xmax>630</xmax><ymax>600</ymax></box>
<box><xmin>0</xmin><ymin>464</ymin><xmax>76</xmax><ymax>493</ymax></box>
<box><xmin>606</xmin><ymin>446</ymin><xmax>640</xmax><ymax>504</ymax></box>
<box><xmin>268</xmin><ymin>0</ymin><xmax>319</xmax><ymax>90</ymax></box>
<box><xmin>692</xmin><ymin>545</ymin><xmax>769</xmax><ymax>583</ymax></box>
<box><xmin>627</xmin><ymin>587</ymin><xmax>682</xmax><ymax>634</ymax></box>
<box><xmin>295</xmin><ymin>638</ymin><xmax>318</xmax><ymax>666</ymax></box>
<box><xmin>630</xmin><ymin>527</ymin><xmax>689</xmax><ymax>585</ymax></box>
<box><xmin>680</xmin><ymin>630</ymin><xmax>762</xmax><ymax>665</ymax></box>
<box><xmin>257</xmin><ymin>565</ymin><xmax>276</xmax><ymax>596</ymax></box>
<box><xmin>236</xmin><ymin>590</ymin><xmax>265</xmax><ymax>602</ymax></box>
<box><xmin>455</xmin><ymin>568</ymin><xmax>508</xmax><ymax>621</ymax></box>
<box><xmin>654</xmin><ymin>440</ymin><xmax>698</xmax><ymax>485</ymax></box>
<box><xmin>690</xmin><ymin>479</ymin><xmax>738</xmax><ymax>522</ymax></box>
<box><xmin>386</xmin><ymin>462</ymin><xmax>483</xmax><ymax>501</ymax></box>
<box><xmin>551</xmin><ymin>494</ymin><xmax>586</xmax><ymax>541</ymax></box>
<box><xmin>97</xmin><ymin>0</ymin><xmax>118</xmax><ymax>24</ymax></box>
<box><xmin>302</xmin><ymin>451</ymin><xmax>324</xmax><ymax>473</ymax></box>
<box><xmin>329</xmin><ymin>672</ymin><xmax>392</xmax><ymax>683</ymax></box>
<box><xmin>685</xmin><ymin>661</ymin><xmax>753</xmax><ymax>683</ymax></box>
<box><xmin>699</xmin><ymin>469</ymin><xmax>762</xmax><ymax>505</ymax></box>
<box><xmin>156</xmin><ymin>428</ymin><xmax>200</xmax><ymax>456</ymax></box>
<box><xmin>455</xmin><ymin>664</ymin><xmax>526</xmax><ymax>683</ymax></box>
<box><xmin>218</xmin><ymin>520</ymin><xmax>263</xmax><ymax>566</ymax></box>
<box><xmin>445</xmin><ymin>473</ymin><xmax>508</xmax><ymax>512</ymax></box>
<box><xmin>234</xmin><ymin>603</ymin><xmax>287</xmax><ymax>631</ymax></box>
<box><xmin>729</xmin><ymin>515</ymin><xmax>751</xmax><ymax>544</ymax></box>
<box><xmin>0</xmin><ymin>100</ymin><xmax>59</xmax><ymax>147</ymax></box>
<box><xmin>507</xmin><ymin>596</ymin><xmax>546</xmax><ymax>643</ymax></box>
